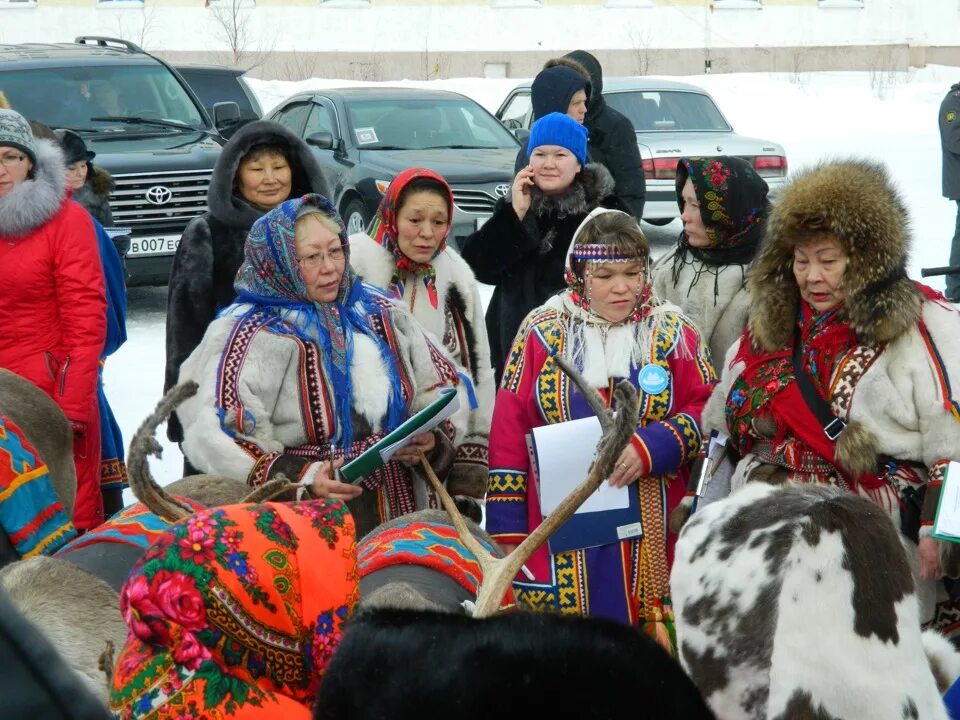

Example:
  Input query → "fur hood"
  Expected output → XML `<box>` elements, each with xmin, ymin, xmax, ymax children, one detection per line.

<box><xmin>748</xmin><ymin>159</ymin><xmax>921</xmax><ymax>351</ymax></box>
<box><xmin>207</xmin><ymin>120</ymin><xmax>329</xmax><ymax>231</ymax></box>
<box><xmin>87</xmin><ymin>165</ymin><xmax>114</xmax><ymax>200</ymax></box>
<box><xmin>0</xmin><ymin>138</ymin><xmax>67</xmax><ymax>237</ymax></box>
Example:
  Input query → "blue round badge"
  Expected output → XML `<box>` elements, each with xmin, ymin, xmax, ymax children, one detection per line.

<box><xmin>638</xmin><ymin>363</ymin><xmax>669</xmax><ymax>395</ymax></box>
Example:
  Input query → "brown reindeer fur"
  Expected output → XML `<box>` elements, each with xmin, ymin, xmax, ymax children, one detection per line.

<box><xmin>163</xmin><ymin>474</ymin><xmax>250</xmax><ymax>507</ymax></box>
<box><xmin>0</xmin><ymin>369</ymin><xmax>77</xmax><ymax>519</ymax></box>
<box><xmin>0</xmin><ymin>556</ymin><xmax>126</xmax><ymax>701</ymax></box>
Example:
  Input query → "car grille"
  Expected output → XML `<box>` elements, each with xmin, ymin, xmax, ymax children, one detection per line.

<box><xmin>451</xmin><ymin>188</ymin><xmax>497</xmax><ymax>214</ymax></box>
<box><xmin>110</xmin><ymin>169</ymin><xmax>213</xmax><ymax>232</ymax></box>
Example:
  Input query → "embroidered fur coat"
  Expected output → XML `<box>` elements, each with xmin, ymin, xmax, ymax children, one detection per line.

<box><xmin>350</xmin><ymin>233</ymin><xmax>494</xmax><ymax>510</ymax></box>
<box><xmin>177</xmin><ymin>294</ymin><xmax>472</xmax><ymax>538</ymax></box>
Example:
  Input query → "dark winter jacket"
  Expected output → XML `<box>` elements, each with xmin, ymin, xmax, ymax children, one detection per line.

<box><xmin>0</xmin><ymin>588</ymin><xmax>111</xmax><ymax>719</ymax></box>
<box><xmin>73</xmin><ymin>167</ymin><xmax>114</xmax><ymax>228</ymax></box>
<box><xmin>564</xmin><ymin>51</ymin><xmax>646</xmax><ymax>222</ymax></box>
<box><xmin>460</xmin><ymin>163</ymin><xmax>625</xmax><ymax>379</ymax></box>
<box><xmin>941</xmin><ymin>82</ymin><xmax>960</xmax><ymax>200</ymax></box>
<box><xmin>164</xmin><ymin>120</ymin><xmax>328</xmax><ymax>442</ymax></box>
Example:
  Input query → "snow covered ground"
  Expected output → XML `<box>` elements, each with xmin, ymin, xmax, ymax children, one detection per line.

<box><xmin>110</xmin><ymin>65</ymin><xmax>959</xmax><ymax>500</ymax></box>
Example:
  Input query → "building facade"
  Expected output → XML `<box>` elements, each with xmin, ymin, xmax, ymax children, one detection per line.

<box><xmin>1</xmin><ymin>0</ymin><xmax>957</xmax><ymax>79</ymax></box>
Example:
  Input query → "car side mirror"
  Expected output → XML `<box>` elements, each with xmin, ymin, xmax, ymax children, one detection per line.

<box><xmin>514</xmin><ymin>128</ymin><xmax>530</xmax><ymax>143</ymax></box>
<box><xmin>212</xmin><ymin>101</ymin><xmax>241</xmax><ymax>132</ymax></box>
<box><xmin>306</xmin><ymin>131</ymin><xmax>335</xmax><ymax>150</ymax></box>
<box><xmin>502</xmin><ymin>118</ymin><xmax>522</xmax><ymax>131</ymax></box>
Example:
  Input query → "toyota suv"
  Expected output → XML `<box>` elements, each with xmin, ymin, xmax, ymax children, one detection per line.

<box><xmin>0</xmin><ymin>37</ymin><xmax>238</xmax><ymax>285</ymax></box>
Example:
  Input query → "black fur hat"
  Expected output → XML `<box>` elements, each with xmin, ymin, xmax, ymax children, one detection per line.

<box><xmin>55</xmin><ymin>129</ymin><xmax>95</xmax><ymax>166</ymax></box>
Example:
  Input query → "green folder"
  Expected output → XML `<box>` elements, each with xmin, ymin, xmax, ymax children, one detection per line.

<box><xmin>339</xmin><ymin>388</ymin><xmax>460</xmax><ymax>484</ymax></box>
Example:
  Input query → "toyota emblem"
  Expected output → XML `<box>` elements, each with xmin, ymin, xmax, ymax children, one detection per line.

<box><xmin>145</xmin><ymin>185</ymin><xmax>173</xmax><ymax>205</ymax></box>
<box><xmin>494</xmin><ymin>184</ymin><xmax>510</xmax><ymax>198</ymax></box>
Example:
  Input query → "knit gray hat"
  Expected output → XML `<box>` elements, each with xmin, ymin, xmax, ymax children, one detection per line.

<box><xmin>0</xmin><ymin>108</ymin><xmax>37</xmax><ymax>165</ymax></box>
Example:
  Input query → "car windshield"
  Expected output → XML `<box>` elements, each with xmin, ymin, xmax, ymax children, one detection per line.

<box><xmin>344</xmin><ymin>97</ymin><xmax>518</xmax><ymax>150</ymax></box>
<box><xmin>0</xmin><ymin>65</ymin><xmax>205</xmax><ymax>133</ymax></box>
<box><xmin>604</xmin><ymin>90</ymin><xmax>731</xmax><ymax>132</ymax></box>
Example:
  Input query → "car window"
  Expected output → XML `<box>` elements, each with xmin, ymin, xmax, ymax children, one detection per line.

<box><xmin>0</xmin><ymin>64</ymin><xmax>205</xmax><ymax>131</ymax></box>
<box><xmin>304</xmin><ymin>103</ymin><xmax>336</xmax><ymax>138</ymax></box>
<box><xmin>177</xmin><ymin>69</ymin><xmax>258</xmax><ymax>120</ymax></box>
<box><xmin>499</xmin><ymin>92</ymin><xmax>532</xmax><ymax>130</ymax></box>
<box><xmin>275</xmin><ymin>102</ymin><xmax>311</xmax><ymax>135</ymax></box>
<box><xmin>343</xmin><ymin>97</ymin><xmax>518</xmax><ymax>151</ymax></box>
<box><xmin>604</xmin><ymin>90</ymin><xmax>731</xmax><ymax>132</ymax></box>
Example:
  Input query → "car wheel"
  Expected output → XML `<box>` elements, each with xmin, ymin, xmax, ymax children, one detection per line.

<box><xmin>643</xmin><ymin>217</ymin><xmax>676</xmax><ymax>227</ymax></box>
<box><xmin>343</xmin><ymin>199</ymin><xmax>369</xmax><ymax>235</ymax></box>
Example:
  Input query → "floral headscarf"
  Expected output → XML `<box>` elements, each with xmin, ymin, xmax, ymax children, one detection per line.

<box><xmin>230</xmin><ymin>194</ymin><xmax>405</xmax><ymax>448</ymax></box>
<box><xmin>367</xmin><ymin>168</ymin><xmax>454</xmax><ymax>310</ymax></box>
<box><xmin>109</xmin><ymin>500</ymin><xmax>358</xmax><ymax>720</ymax></box>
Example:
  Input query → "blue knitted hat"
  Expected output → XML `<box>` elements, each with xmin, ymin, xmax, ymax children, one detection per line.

<box><xmin>527</xmin><ymin>112</ymin><xmax>588</xmax><ymax>167</ymax></box>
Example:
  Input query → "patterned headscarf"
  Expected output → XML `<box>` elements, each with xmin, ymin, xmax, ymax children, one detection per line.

<box><xmin>109</xmin><ymin>500</ymin><xmax>358</xmax><ymax>720</ymax></box>
<box><xmin>367</xmin><ymin>168</ymin><xmax>454</xmax><ymax>310</ymax></box>
<box><xmin>231</xmin><ymin>194</ymin><xmax>406</xmax><ymax>448</ymax></box>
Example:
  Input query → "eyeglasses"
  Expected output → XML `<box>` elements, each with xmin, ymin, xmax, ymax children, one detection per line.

<box><xmin>296</xmin><ymin>246</ymin><xmax>345</xmax><ymax>269</ymax></box>
<box><xmin>0</xmin><ymin>153</ymin><xmax>27</xmax><ymax>168</ymax></box>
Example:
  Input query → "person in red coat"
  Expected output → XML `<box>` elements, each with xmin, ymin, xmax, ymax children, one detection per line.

<box><xmin>0</xmin><ymin>109</ymin><xmax>107</xmax><ymax>530</ymax></box>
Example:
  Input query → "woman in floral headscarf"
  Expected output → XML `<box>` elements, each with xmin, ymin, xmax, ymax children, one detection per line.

<box><xmin>109</xmin><ymin>500</ymin><xmax>357</xmax><ymax>719</ymax></box>
<box><xmin>650</xmin><ymin>156</ymin><xmax>770</xmax><ymax>369</ymax></box>
<box><xmin>349</xmin><ymin>168</ymin><xmax>494</xmax><ymax>522</ymax></box>
<box><xmin>486</xmin><ymin>208</ymin><xmax>714</xmax><ymax>643</ymax></box>
<box><xmin>176</xmin><ymin>194</ymin><xmax>472</xmax><ymax>537</ymax></box>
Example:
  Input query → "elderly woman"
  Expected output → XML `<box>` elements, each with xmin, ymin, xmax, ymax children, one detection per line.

<box><xmin>650</xmin><ymin>156</ymin><xmax>770</xmax><ymax>368</ymax></box>
<box><xmin>56</xmin><ymin>129</ymin><xmax>114</xmax><ymax>228</ymax></box>
<box><xmin>350</xmin><ymin>168</ymin><xmax>494</xmax><ymax>521</ymax></box>
<box><xmin>705</xmin><ymin>159</ymin><xmax>960</xmax><ymax>630</ymax></box>
<box><xmin>462</xmin><ymin>112</ymin><xmax>626</xmax><ymax>378</ymax></box>
<box><xmin>109</xmin><ymin>499</ymin><xmax>358</xmax><ymax>719</ymax></box>
<box><xmin>165</xmin><ymin>120</ymin><xmax>328</xmax><ymax>454</ymax></box>
<box><xmin>0</xmin><ymin>108</ymin><xmax>107</xmax><ymax>530</ymax></box>
<box><xmin>486</xmin><ymin>208</ymin><xmax>714</xmax><ymax>639</ymax></box>
<box><xmin>177</xmin><ymin>194</ymin><xmax>471</xmax><ymax>537</ymax></box>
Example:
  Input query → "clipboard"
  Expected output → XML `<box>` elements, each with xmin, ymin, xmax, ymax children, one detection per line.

<box><xmin>932</xmin><ymin>461</ymin><xmax>960</xmax><ymax>543</ymax></box>
<box><xmin>338</xmin><ymin>388</ymin><xmax>460</xmax><ymax>484</ymax></box>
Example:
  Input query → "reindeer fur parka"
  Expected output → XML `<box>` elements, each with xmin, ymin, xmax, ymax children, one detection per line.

<box><xmin>704</xmin><ymin>159</ymin><xmax>960</xmax><ymax>536</ymax></box>
<box><xmin>164</xmin><ymin>121</ymin><xmax>328</xmax><ymax>442</ymax></box>
<box><xmin>350</xmin><ymin>233</ymin><xmax>494</xmax><ymax>506</ymax></box>
<box><xmin>460</xmin><ymin>162</ymin><xmax>625</xmax><ymax>377</ymax></box>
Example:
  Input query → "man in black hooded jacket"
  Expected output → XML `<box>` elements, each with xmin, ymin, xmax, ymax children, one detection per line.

<box><xmin>563</xmin><ymin>50</ymin><xmax>646</xmax><ymax>222</ymax></box>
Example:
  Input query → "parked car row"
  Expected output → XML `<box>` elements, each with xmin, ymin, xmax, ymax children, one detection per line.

<box><xmin>0</xmin><ymin>36</ymin><xmax>788</xmax><ymax>285</ymax></box>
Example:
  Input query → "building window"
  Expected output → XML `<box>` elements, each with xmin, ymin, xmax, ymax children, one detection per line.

<box><xmin>712</xmin><ymin>0</ymin><xmax>762</xmax><ymax>8</ymax></box>
<box><xmin>604</xmin><ymin>0</ymin><xmax>654</xmax><ymax>7</ymax></box>
<box><xmin>490</xmin><ymin>0</ymin><xmax>542</xmax><ymax>8</ymax></box>
<box><xmin>818</xmin><ymin>0</ymin><xmax>863</xmax><ymax>7</ymax></box>
<box><xmin>0</xmin><ymin>0</ymin><xmax>38</xmax><ymax>7</ymax></box>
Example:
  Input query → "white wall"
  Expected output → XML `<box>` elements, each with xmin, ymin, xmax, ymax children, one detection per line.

<box><xmin>0</xmin><ymin>0</ymin><xmax>956</xmax><ymax>57</ymax></box>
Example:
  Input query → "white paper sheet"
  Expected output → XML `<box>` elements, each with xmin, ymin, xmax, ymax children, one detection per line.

<box><xmin>934</xmin><ymin>461</ymin><xmax>960</xmax><ymax>541</ymax></box>
<box><xmin>378</xmin><ymin>389</ymin><xmax>461</xmax><ymax>463</ymax></box>
<box><xmin>533</xmin><ymin>416</ymin><xmax>630</xmax><ymax>517</ymax></box>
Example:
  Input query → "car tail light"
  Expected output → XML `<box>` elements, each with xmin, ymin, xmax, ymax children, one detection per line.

<box><xmin>642</xmin><ymin>157</ymin><xmax>680</xmax><ymax>181</ymax></box>
<box><xmin>753</xmin><ymin>155</ymin><xmax>788</xmax><ymax>178</ymax></box>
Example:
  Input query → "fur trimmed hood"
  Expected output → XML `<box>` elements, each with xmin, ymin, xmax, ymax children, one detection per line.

<box><xmin>507</xmin><ymin>162</ymin><xmax>616</xmax><ymax>220</ymax></box>
<box><xmin>748</xmin><ymin>158</ymin><xmax>921</xmax><ymax>351</ymax></box>
<box><xmin>87</xmin><ymin>165</ymin><xmax>114</xmax><ymax>200</ymax></box>
<box><xmin>0</xmin><ymin>138</ymin><xmax>67</xmax><ymax>237</ymax></box>
<box><xmin>207</xmin><ymin>120</ymin><xmax>329</xmax><ymax>230</ymax></box>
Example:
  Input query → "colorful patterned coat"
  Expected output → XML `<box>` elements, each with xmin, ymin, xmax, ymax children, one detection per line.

<box><xmin>486</xmin><ymin>301</ymin><xmax>714</xmax><ymax>628</ymax></box>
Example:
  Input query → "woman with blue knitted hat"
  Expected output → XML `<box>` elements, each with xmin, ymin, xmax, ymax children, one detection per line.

<box><xmin>174</xmin><ymin>193</ymin><xmax>475</xmax><ymax>537</ymax></box>
<box><xmin>462</xmin><ymin>112</ymin><xmax>628</xmax><ymax>379</ymax></box>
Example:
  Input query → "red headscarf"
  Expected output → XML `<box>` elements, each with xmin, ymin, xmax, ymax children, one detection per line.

<box><xmin>109</xmin><ymin>500</ymin><xmax>358</xmax><ymax>719</ymax></box>
<box><xmin>367</xmin><ymin>168</ymin><xmax>454</xmax><ymax>310</ymax></box>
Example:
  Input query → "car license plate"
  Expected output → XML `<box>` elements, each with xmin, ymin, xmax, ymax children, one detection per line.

<box><xmin>475</xmin><ymin>216</ymin><xmax>491</xmax><ymax>230</ymax></box>
<box><xmin>127</xmin><ymin>234</ymin><xmax>181</xmax><ymax>257</ymax></box>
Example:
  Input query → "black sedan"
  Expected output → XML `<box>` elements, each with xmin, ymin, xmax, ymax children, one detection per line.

<box><xmin>266</xmin><ymin>87</ymin><xmax>520</xmax><ymax>247</ymax></box>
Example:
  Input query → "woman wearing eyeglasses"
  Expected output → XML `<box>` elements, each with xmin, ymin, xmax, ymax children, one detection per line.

<box><xmin>175</xmin><ymin>194</ymin><xmax>473</xmax><ymax>537</ymax></box>
<box><xmin>0</xmin><ymin>108</ymin><xmax>108</xmax><ymax>531</ymax></box>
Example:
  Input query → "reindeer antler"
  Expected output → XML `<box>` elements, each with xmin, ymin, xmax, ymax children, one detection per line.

<box><xmin>422</xmin><ymin>353</ymin><xmax>640</xmax><ymax>618</ymax></box>
<box><xmin>127</xmin><ymin>382</ymin><xmax>202</xmax><ymax>523</ymax></box>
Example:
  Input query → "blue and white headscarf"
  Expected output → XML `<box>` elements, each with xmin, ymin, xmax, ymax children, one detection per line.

<box><xmin>231</xmin><ymin>193</ymin><xmax>406</xmax><ymax>448</ymax></box>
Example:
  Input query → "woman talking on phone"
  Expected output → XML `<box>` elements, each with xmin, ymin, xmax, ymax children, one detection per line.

<box><xmin>460</xmin><ymin>113</ymin><xmax>626</xmax><ymax>380</ymax></box>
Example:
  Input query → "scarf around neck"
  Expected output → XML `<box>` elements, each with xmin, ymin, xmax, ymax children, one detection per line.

<box><xmin>231</xmin><ymin>193</ymin><xmax>405</xmax><ymax>448</ymax></box>
<box><xmin>367</xmin><ymin>167</ymin><xmax>454</xmax><ymax>310</ymax></box>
